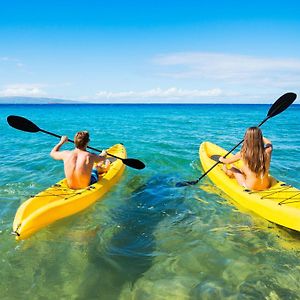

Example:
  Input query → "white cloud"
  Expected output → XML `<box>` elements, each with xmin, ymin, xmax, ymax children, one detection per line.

<box><xmin>153</xmin><ymin>52</ymin><xmax>300</xmax><ymax>88</ymax></box>
<box><xmin>0</xmin><ymin>84</ymin><xmax>47</xmax><ymax>97</ymax></box>
<box><xmin>94</xmin><ymin>87</ymin><xmax>223</xmax><ymax>102</ymax></box>
<box><xmin>0</xmin><ymin>56</ymin><xmax>25</xmax><ymax>69</ymax></box>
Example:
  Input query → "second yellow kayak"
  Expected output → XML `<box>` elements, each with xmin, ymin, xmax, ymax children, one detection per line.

<box><xmin>200</xmin><ymin>141</ymin><xmax>300</xmax><ymax>232</ymax></box>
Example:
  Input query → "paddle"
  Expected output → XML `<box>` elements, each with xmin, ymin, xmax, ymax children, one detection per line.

<box><xmin>210</xmin><ymin>155</ymin><xmax>222</xmax><ymax>163</ymax></box>
<box><xmin>176</xmin><ymin>92</ymin><xmax>297</xmax><ymax>187</ymax></box>
<box><xmin>7</xmin><ymin>115</ymin><xmax>146</xmax><ymax>170</ymax></box>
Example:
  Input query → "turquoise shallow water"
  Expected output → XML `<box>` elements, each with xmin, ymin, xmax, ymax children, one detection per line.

<box><xmin>1</xmin><ymin>103</ymin><xmax>300</xmax><ymax>299</ymax></box>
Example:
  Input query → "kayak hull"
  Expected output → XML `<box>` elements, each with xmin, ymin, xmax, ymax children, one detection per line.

<box><xmin>13</xmin><ymin>144</ymin><xmax>126</xmax><ymax>240</ymax></box>
<box><xmin>200</xmin><ymin>142</ymin><xmax>300</xmax><ymax>232</ymax></box>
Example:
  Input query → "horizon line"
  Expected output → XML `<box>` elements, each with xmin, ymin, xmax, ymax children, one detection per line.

<box><xmin>1</xmin><ymin>102</ymin><xmax>299</xmax><ymax>105</ymax></box>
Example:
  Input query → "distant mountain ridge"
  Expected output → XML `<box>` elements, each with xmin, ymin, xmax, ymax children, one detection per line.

<box><xmin>0</xmin><ymin>96</ymin><xmax>78</xmax><ymax>104</ymax></box>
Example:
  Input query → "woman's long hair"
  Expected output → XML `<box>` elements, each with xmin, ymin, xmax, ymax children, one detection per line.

<box><xmin>241</xmin><ymin>127</ymin><xmax>266</xmax><ymax>176</ymax></box>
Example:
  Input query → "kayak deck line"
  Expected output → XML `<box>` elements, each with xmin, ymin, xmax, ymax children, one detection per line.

<box><xmin>11</xmin><ymin>231</ymin><xmax>20</xmax><ymax>236</ymax></box>
<box><xmin>210</xmin><ymin>152</ymin><xmax>300</xmax><ymax>204</ymax></box>
<box><xmin>11</xmin><ymin>224</ymin><xmax>21</xmax><ymax>237</ymax></box>
<box><xmin>23</xmin><ymin>182</ymin><xmax>106</xmax><ymax>206</ymax></box>
<box><xmin>12</xmin><ymin>186</ymin><xmax>98</xmax><ymax>238</ymax></box>
<box><xmin>28</xmin><ymin>183</ymin><xmax>98</xmax><ymax>200</ymax></box>
<box><xmin>244</xmin><ymin>184</ymin><xmax>300</xmax><ymax>204</ymax></box>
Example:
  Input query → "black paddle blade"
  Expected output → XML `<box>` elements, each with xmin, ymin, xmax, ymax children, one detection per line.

<box><xmin>123</xmin><ymin>158</ymin><xmax>145</xmax><ymax>170</ymax></box>
<box><xmin>175</xmin><ymin>180</ymin><xmax>198</xmax><ymax>187</ymax></box>
<box><xmin>267</xmin><ymin>92</ymin><xmax>297</xmax><ymax>118</ymax></box>
<box><xmin>7</xmin><ymin>115</ymin><xmax>40</xmax><ymax>133</ymax></box>
<box><xmin>210</xmin><ymin>155</ymin><xmax>221</xmax><ymax>162</ymax></box>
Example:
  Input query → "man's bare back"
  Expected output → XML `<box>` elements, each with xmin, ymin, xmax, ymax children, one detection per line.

<box><xmin>50</xmin><ymin>134</ymin><xmax>106</xmax><ymax>189</ymax></box>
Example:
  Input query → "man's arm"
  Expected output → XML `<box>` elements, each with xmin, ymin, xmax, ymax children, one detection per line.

<box><xmin>92</xmin><ymin>150</ymin><xmax>107</xmax><ymax>164</ymax></box>
<box><xmin>50</xmin><ymin>136</ymin><xmax>69</xmax><ymax>160</ymax></box>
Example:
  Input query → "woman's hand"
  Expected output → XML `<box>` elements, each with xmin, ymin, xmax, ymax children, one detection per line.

<box><xmin>219</xmin><ymin>156</ymin><xmax>225</xmax><ymax>163</ymax></box>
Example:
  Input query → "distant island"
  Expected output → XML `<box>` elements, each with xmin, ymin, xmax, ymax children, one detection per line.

<box><xmin>1</xmin><ymin>96</ymin><xmax>299</xmax><ymax>105</ymax></box>
<box><xmin>0</xmin><ymin>96</ymin><xmax>78</xmax><ymax>104</ymax></box>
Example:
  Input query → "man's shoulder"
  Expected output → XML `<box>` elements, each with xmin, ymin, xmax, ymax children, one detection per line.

<box><xmin>81</xmin><ymin>150</ymin><xmax>99</xmax><ymax>160</ymax></box>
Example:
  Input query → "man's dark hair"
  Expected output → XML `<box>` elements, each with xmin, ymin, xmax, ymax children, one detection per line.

<box><xmin>74</xmin><ymin>131</ymin><xmax>90</xmax><ymax>150</ymax></box>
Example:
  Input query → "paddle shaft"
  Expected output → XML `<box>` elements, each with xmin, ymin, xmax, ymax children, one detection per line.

<box><xmin>7</xmin><ymin>115</ymin><xmax>145</xmax><ymax>169</ymax></box>
<box><xmin>195</xmin><ymin>115</ymin><xmax>271</xmax><ymax>183</ymax></box>
<box><xmin>175</xmin><ymin>92</ymin><xmax>297</xmax><ymax>186</ymax></box>
<box><xmin>41</xmin><ymin>129</ymin><xmax>121</xmax><ymax>160</ymax></box>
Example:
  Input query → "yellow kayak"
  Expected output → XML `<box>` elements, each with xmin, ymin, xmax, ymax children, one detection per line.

<box><xmin>13</xmin><ymin>144</ymin><xmax>126</xmax><ymax>240</ymax></box>
<box><xmin>200</xmin><ymin>141</ymin><xmax>300</xmax><ymax>232</ymax></box>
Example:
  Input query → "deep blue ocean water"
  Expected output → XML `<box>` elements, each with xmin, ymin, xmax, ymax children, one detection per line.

<box><xmin>1</xmin><ymin>103</ymin><xmax>300</xmax><ymax>299</ymax></box>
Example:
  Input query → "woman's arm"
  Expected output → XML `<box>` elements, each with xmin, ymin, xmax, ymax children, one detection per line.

<box><xmin>263</xmin><ymin>137</ymin><xmax>273</xmax><ymax>153</ymax></box>
<box><xmin>219</xmin><ymin>152</ymin><xmax>241</xmax><ymax>164</ymax></box>
<box><xmin>263</xmin><ymin>137</ymin><xmax>272</xmax><ymax>146</ymax></box>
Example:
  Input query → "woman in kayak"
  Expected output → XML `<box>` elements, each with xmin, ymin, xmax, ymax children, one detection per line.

<box><xmin>50</xmin><ymin>131</ymin><xmax>110</xmax><ymax>189</ymax></box>
<box><xmin>219</xmin><ymin>127</ymin><xmax>273</xmax><ymax>190</ymax></box>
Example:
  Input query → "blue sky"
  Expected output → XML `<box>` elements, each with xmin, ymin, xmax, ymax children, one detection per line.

<box><xmin>0</xmin><ymin>0</ymin><xmax>299</xmax><ymax>103</ymax></box>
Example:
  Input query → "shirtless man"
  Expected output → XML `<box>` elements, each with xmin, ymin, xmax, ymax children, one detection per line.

<box><xmin>50</xmin><ymin>131</ymin><xmax>108</xmax><ymax>189</ymax></box>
